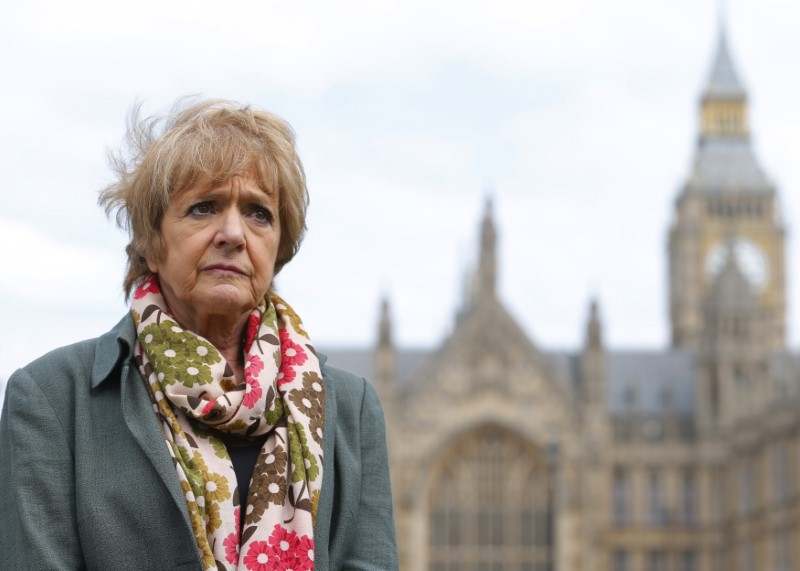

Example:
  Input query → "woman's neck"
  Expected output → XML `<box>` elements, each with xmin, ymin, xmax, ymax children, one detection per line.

<box><xmin>217</xmin><ymin>341</ymin><xmax>246</xmax><ymax>383</ymax></box>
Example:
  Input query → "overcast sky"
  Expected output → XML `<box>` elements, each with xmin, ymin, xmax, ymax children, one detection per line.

<box><xmin>2</xmin><ymin>0</ymin><xmax>800</xmax><ymax>397</ymax></box>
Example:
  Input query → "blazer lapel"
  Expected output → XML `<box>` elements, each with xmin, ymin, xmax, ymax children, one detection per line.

<box><xmin>120</xmin><ymin>361</ymin><xmax>193</xmax><ymax>531</ymax></box>
<box><xmin>314</xmin><ymin>354</ymin><xmax>338</xmax><ymax>570</ymax></box>
<box><xmin>91</xmin><ymin>316</ymin><xmax>194</xmax><ymax>543</ymax></box>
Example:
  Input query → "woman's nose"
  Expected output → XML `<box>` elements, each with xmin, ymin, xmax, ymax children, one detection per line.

<box><xmin>213</xmin><ymin>208</ymin><xmax>246</xmax><ymax>250</ymax></box>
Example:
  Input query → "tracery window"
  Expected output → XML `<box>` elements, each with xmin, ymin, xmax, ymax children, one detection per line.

<box><xmin>613</xmin><ymin>466</ymin><xmax>630</xmax><ymax>525</ymax></box>
<box><xmin>774</xmin><ymin>530</ymin><xmax>792</xmax><ymax>571</ymax></box>
<box><xmin>428</xmin><ymin>425</ymin><xmax>555</xmax><ymax>571</ymax></box>
<box><xmin>648</xmin><ymin>550</ymin><xmax>667</xmax><ymax>571</ymax></box>
<box><xmin>711</xmin><ymin>547</ymin><xmax>727</xmax><ymax>571</ymax></box>
<box><xmin>709</xmin><ymin>466</ymin><xmax>725</xmax><ymax>523</ymax></box>
<box><xmin>738</xmin><ymin>459</ymin><xmax>753</xmax><ymax>516</ymax></box>
<box><xmin>739</xmin><ymin>541</ymin><xmax>754</xmax><ymax>571</ymax></box>
<box><xmin>771</xmin><ymin>443</ymin><xmax>789</xmax><ymax>504</ymax></box>
<box><xmin>613</xmin><ymin>550</ymin><xmax>628</xmax><ymax>571</ymax></box>
<box><xmin>648</xmin><ymin>470</ymin><xmax>667</xmax><ymax>526</ymax></box>
<box><xmin>681</xmin><ymin>469</ymin><xmax>696</xmax><ymax>524</ymax></box>
<box><xmin>682</xmin><ymin>550</ymin><xmax>696</xmax><ymax>571</ymax></box>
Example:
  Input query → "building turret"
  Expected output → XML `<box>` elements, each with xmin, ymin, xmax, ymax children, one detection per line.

<box><xmin>374</xmin><ymin>295</ymin><xmax>396</xmax><ymax>392</ymax></box>
<box><xmin>472</xmin><ymin>196</ymin><xmax>497</xmax><ymax>304</ymax></box>
<box><xmin>579</xmin><ymin>299</ymin><xmax>608</xmax><ymax>443</ymax></box>
<box><xmin>459</xmin><ymin>197</ymin><xmax>500</xmax><ymax>320</ymax></box>
<box><xmin>579</xmin><ymin>298</ymin><xmax>606</xmax><ymax>405</ymax></box>
<box><xmin>696</xmin><ymin>243</ymin><xmax>769</xmax><ymax>430</ymax></box>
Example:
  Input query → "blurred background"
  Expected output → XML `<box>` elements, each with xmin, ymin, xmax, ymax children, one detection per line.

<box><xmin>2</xmin><ymin>0</ymin><xmax>800</xmax><ymax>569</ymax></box>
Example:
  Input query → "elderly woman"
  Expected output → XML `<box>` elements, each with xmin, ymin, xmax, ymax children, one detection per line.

<box><xmin>0</xmin><ymin>99</ymin><xmax>398</xmax><ymax>571</ymax></box>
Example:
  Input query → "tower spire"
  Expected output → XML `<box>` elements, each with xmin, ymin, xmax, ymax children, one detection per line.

<box><xmin>580</xmin><ymin>297</ymin><xmax>607</xmax><ymax>415</ymax></box>
<box><xmin>717</xmin><ymin>0</ymin><xmax>727</xmax><ymax>40</ymax></box>
<box><xmin>378</xmin><ymin>294</ymin><xmax>393</xmax><ymax>348</ymax></box>
<box><xmin>476</xmin><ymin>196</ymin><xmax>497</xmax><ymax>299</ymax></box>
<box><xmin>584</xmin><ymin>297</ymin><xmax>603</xmax><ymax>350</ymax></box>
<box><xmin>374</xmin><ymin>294</ymin><xmax>397</xmax><ymax>393</ymax></box>
<box><xmin>699</xmin><ymin>19</ymin><xmax>749</xmax><ymax>142</ymax></box>
<box><xmin>703</xmin><ymin>26</ymin><xmax>746</xmax><ymax>102</ymax></box>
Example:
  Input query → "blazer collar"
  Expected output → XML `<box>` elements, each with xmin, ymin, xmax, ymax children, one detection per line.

<box><xmin>91</xmin><ymin>315</ymin><xmax>136</xmax><ymax>389</ymax></box>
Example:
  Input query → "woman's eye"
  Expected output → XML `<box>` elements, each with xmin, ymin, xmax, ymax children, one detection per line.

<box><xmin>251</xmin><ymin>206</ymin><xmax>273</xmax><ymax>225</ymax></box>
<box><xmin>188</xmin><ymin>202</ymin><xmax>213</xmax><ymax>216</ymax></box>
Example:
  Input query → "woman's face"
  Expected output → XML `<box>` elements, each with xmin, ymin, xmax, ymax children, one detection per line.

<box><xmin>147</xmin><ymin>174</ymin><xmax>280</xmax><ymax>330</ymax></box>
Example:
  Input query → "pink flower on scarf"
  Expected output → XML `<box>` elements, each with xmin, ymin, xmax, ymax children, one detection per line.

<box><xmin>224</xmin><ymin>532</ymin><xmax>240</xmax><ymax>564</ymax></box>
<box><xmin>280</xmin><ymin>329</ymin><xmax>308</xmax><ymax>368</ymax></box>
<box><xmin>244</xmin><ymin>541</ymin><xmax>278</xmax><ymax>571</ymax></box>
<box><xmin>269</xmin><ymin>525</ymin><xmax>301</xmax><ymax>568</ymax></box>
<box><xmin>244</xmin><ymin>313</ymin><xmax>261</xmax><ymax>352</ymax></box>
<box><xmin>133</xmin><ymin>275</ymin><xmax>160</xmax><ymax>299</ymax></box>
<box><xmin>277</xmin><ymin>360</ymin><xmax>297</xmax><ymax>388</ymax></box>
<box><xmin>243</xmin><ymin>355</ymin><xmax>264</xmax><ymax>409</ymax></box>
<box><xmin>295</xmin><ymin>534</ymin><xmax>315</xmax><ymax>570</ymax></box>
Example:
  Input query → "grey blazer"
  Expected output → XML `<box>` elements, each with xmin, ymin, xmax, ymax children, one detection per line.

<box><xmin>0</xmin><ymin>315</ymin><xmax>398</xmax><ymax>571</ymax></box>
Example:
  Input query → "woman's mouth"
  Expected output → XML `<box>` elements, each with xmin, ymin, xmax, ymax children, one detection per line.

<box><xmin>203</xmin><ymin>264</ymin><xmax>246</xmax><ymax>276</ymax></box>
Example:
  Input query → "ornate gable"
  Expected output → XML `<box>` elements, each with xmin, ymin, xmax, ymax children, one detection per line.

<box><xmin>390</xmin><ymin>196</ymin><xmax>579</xmax><ymax>443</ymax></box>
<box><xmin>406</xmin><ymin>295</ymin><xmax>575</xmax><ymax>412</ymax></box>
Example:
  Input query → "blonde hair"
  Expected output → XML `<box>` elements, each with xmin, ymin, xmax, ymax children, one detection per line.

<box><xmin>99</xmin><ymin>98</ymin><xmax>308</xmax><ymax>298</ymax></box>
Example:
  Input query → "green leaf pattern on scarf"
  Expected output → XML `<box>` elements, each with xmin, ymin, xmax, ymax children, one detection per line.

<box><xmin>288</xmin><ymin>422</ymin><xmax>320</xmax><ymax>484</ymax></box>
<box><xmin>140</xmin><ymin>319</ymin><xmax>221</xmax><ymax>388</ymax></box>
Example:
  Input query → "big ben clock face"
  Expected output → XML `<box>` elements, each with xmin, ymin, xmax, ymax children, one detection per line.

<box><xmin>704</xmin><ymin>237</ymin><xmax>769</xmax><ymax>290</ymax></box>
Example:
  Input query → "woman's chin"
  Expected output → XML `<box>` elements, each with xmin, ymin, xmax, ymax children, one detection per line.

<box><xmin>196</xmin><ymin>285</ymin><xmax>258</xmax><ymax>318</ymax></box>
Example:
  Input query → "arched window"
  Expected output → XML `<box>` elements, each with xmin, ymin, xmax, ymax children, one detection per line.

<box><xmin>648</xmin><ymin>469</ymin><xmax>668</xmax><ymax>526</ymax></box>
<box><xmin>682</xmin><ymin>468</ymin><xmax>697</xmax><ymax>524</ymax></box>
<box><xmin>738</xmin><ymin>459</ymin><xmax>754</xmax><ymax>516</ymax></box>
<box><xmin>427</xmin><ymin>425</ymin><xmax>555</xmax><ymax>571</ymax></box>
<box><xmin>613</xmin><ymin>466</ymin><xmax>630</xmax><ymax>525</ymax></box>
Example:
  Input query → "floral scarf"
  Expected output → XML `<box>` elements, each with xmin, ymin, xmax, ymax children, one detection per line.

<box><xmin>131</xmin><ymin>275</ymin><xmax>325</xmax><ymax>571</ymax></box>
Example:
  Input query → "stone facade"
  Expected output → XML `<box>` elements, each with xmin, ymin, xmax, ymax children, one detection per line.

<box><xmin>324</xmin><ymin>30</ymin><xmax>800</xmax><ymax>571</ymax></box>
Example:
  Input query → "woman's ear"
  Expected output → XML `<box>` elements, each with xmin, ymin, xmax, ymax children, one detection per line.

<box><xmin>145</xmin><ymin>256</ymin><xmax>159</xmax><ymax>274</ymax></box>
<box><xmin>143</xmin><ymin>237</ymin><xmax>163</xmax><ymax>274</ymax></box>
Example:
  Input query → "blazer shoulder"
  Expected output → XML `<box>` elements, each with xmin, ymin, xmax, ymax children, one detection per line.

<box><xmin>321</xmin><ymin>361</ymin><xmax>366</xmax><ymax>391</ymax></box>
<box><xmin>320</xmin><ymin>361</ymin><xmax>384</xmax><ymax>409</ymax></box>
<box><xmin>320</xmin><ymin>361</ymin><xmax>387</xmax><ymax>432</ymax></box>
<box><xmin>9</xmin><ymin>314</ymin><xmax>133</xmax><ymax>399</ymax></box>
<box><xmin>12</xmin><ymin>338</ymin><xmax>99</xmax><ymax>396</ymax></box>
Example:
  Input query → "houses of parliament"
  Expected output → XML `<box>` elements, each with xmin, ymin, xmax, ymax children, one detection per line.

<box><xmin>323</xmin><ymin>27</ymin><xmax>800</xmax><ymax>571</ymax></box>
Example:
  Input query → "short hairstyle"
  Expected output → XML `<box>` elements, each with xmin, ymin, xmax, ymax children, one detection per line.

<box><xmin>99</xmin><ymin>98</ymin><xmax>308</xmax><ymax>299</ymax></box>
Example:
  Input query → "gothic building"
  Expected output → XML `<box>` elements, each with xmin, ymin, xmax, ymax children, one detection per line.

<box><xmin>324</xmin><ymin>30</ymin><xmax>800</xmax><ymax>571</ymax></box>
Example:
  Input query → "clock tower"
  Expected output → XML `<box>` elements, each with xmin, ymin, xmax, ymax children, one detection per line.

<box><xmin>668</xmin><ymin>29</ymin><xmax>786</xmax><ymax>350</ymax></box>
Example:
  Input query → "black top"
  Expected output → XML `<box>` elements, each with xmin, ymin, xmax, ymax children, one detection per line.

<box><xmin>226</xmin><ymin>442</ymin><xmax>263</xmax><ymax>534</ymax></box>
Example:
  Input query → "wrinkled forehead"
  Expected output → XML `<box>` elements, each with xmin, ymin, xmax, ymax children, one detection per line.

<box><xmin>174</xmin><ymin>172</ymin><xmax>278</xmax><ymax>204</ymax></box>
<box><xmin>170</xmin><ymin>152</ymin><xmax>278</xmax><ymax>201</ymax></box>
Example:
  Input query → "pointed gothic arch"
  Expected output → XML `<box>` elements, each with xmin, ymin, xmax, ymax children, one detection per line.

<box><xmin>426</xmin><ymin>424</ymin><xmax>555</xmax><ymax>571</ymax></box>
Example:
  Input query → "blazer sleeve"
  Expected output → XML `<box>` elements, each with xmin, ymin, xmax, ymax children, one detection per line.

<box><xmin>0</xmin><ymin>369</ymin><xmax>86</xmax><ymax>571</ymax></box>
<box><xmin>341</xmin><ymin>380</ymin><xmax>399</xmax><ymax>571</ymax></box>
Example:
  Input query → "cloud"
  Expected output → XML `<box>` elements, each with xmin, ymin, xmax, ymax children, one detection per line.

<box><xmin>0</xmin><ymin>219</ymin><xmax>127</xmax><ymax>307</ymax></box>
<box><xmin>0</xmin><ymin>220</ymin><xmax>129</xmax><ymax>380</ymax></box>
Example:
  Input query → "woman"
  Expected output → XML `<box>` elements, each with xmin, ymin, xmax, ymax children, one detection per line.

<box><xmin>0</xmin><ymin>99</ymin><xmax>398</xmax><ymax>571</ymax></box>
